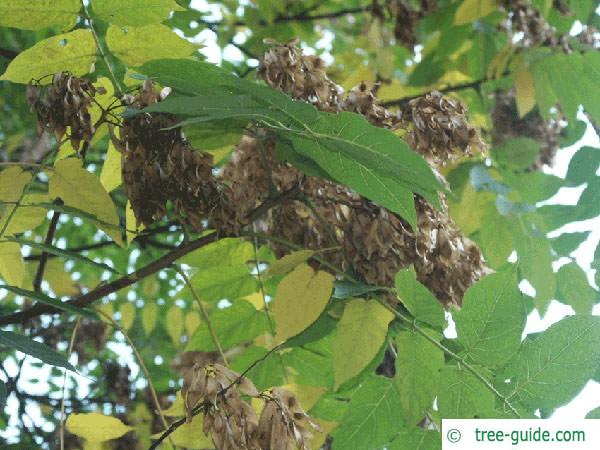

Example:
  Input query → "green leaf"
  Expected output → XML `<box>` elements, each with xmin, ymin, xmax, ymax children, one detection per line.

<box><xmin>0</xmin><ymin>29</ymin><xmax>96</xmax><ymax>84</ymax></box>
<box><xmin>454</xmin><ymin>269</ymin><xmax>526</xmax><ymax>367</ymax></box>
<box><xmin>478</xmin><ymin>205</ymin><xmax>514</xmax><ymax>268</ymax></box>
<box><xmin>271</xmin><ymin>264</ymin><xmax>334</xmax><ymax>342</ymax></box>
<box><xmin>179</xmin><ymin>237</ymin><xmax>254</xmax><ymax>269</ymax></box>
<box><xmin>106</xmin><ymin>24</ymin><xmax>198</xmax><ymax>66</ymax></box>
<box><xmin>49</xmin><ymin>158</ymin><xmax>123</xmax><ymax>246</ymax></box>
<box><xmin>333</xmin><ymin>299</ymin><xmax>394</xmax><ymax>389</ymax></box>
<box><xmin>586</xmin><ymin>406</ymin><xmax>600</xmax><ymax>419</ymax></box>
<box><xmin>507</xmin><ymin>315</ymin><xmax>600</xmax><ymax>410</ymax></box>
<box><xmin>0</xmin><ymin>329</ymin><xmax>76</xmax><ymax>371</ymax></box>
<box><xmin>516</xmin><ymin>231</ymin><xmax>555</xmax><ymax>313</ymax></box>
<box><xmin>331</xmin><ymin>375</ymin><xmax>405</xmax><ymax>450</ymax></box>
<box><xmin>395</xmin><ymin>266</ymin><xmax>446</xmax><ymax>330</ymax></box>
<box><xmin>555</xmin><ymin>263</ymin><xmax>595</xmax><ymax>314</ymax></box>
<box><xmin>0</xmin><ymin>0</ymin><xmax>80</xmax><ymax>31</ymax></box>
<box><xmin>6</xmin><ymin>237</ymin><xmax>120</xmax><ymax>274</ymax></box>
<box><xmin>551</xmin><ymin>232</ymin><xmax>590</xmax><ymax>256</ymax></box>
<box><xmin>186</xmin><ymin>300</ymin><xmax>269</xmax><ymax>351</ymax></box>
<box><xmin>92</xmin><ymin>0</ymin><xmax>184</xmax><ymax>26</ymax></box>
<box><xmin>0</xmin><ymin>285</ymin><xmax>94</xmax><ymax>317</ymax></box>
<box><xmin>437</xmin><ymin>365</ymin><xmax>495</xmax><ymax>418</ymax></box>
<box><xmin>332</xmin><ymin>280</ymin><xmax>381</xmax><ymax>300</ymax></box>
<box><xmin>229</xmin><ymin>345</ymin><xmax>286</xmax><ymax>391</ymax></box>
<box><xmin>394</xmin><ymin>330</ymin><xmax>444</xmax><ymax>425</ymax></box>
<box><xmin>141</xmin><ymin>302</ymin><xmax>158</xmax><ymax>336</ymax></box>
<box><xmin>186</xmin><ymin>265</ymin><xmax>258</xmax><ymax>302</ymax></box>
<box><xmin>388</xmin><ymin>429</ymin><xmax>441</xmax><ymax>450</ymax></box>
<box><xmin>165</xmin><ymin>304</ymin><xmax>183</xmax><ymax>345</ymax></box>
<box><xmin>567</xmin><ymin>146</ymin><xmax>600</xmax><ymax>185</ymax></box>
<box><xmin>492</xmin><ymin>138</ymin><xmax>540</xmax><ymax>170</ymax></box>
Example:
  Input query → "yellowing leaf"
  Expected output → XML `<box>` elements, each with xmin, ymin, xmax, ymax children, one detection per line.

<box><xmin>0</xmin><ymin>0</ymin><xmax>80</xmax><ymax>31</ymax></box>
<box><xmin>152</xmin><ymin>414</ymin><xmax>212</xmax><ymax>448</ymax></box>
<box><xmin>141</xmin><ymin>302</ymin><xmax>158</xmax><ymax>335</ymax></box>
<box><xmin>0</xmin><ymin>167</ymin><xmax>38</xmax><ymax>236</ymax></box>
<box><xmin>0</xmin><ymin>29</ymin><xmax>96</xmax><ymax>84</ymax></box>
<box><xmin>2</xmin><ymin>194</ymin><xmax>48</xmax><ymax>236</ymax></box>
<box><xmin>166</xmin><ymin>305</ymin><xmax>183</xmax><ymax>345</ymax></box>
<box><xmin>455</xmin><ymin>0</ymin><xmax>498</xmax><ymax>25</ymax></box>
<box><xmin>0</xmin><ymin>242</ymin><xmax>25</xmax><ymax>287</ymax></box>
<box><xmin>271</xmin><ymin>264</ymin><xmax>334</xmax><ymax>342</ymax></box>
<box><xmin>44</xmin><ymin>259</ymin><xmax>78</xmax><ymax>296</ymax></box>
<box><xmin>49</xmin><ymin>158</ymin><xmax>122</xmax><ymax>245</ymax></box>
<box><xmin>244</xmin><ymin>292</ymin><xmax>264</xmax><ymax>310</ymax></box>
<box><xmin>89</xmin><ymin>77</ymin><xmax>116</xmax><ymax>125</ymax></box>
<box><xmin>125</xmin><ymin>200</ymin><xmax>143</xmax><ymax>245</ymax></box>
<box><xmin>93</xmin><ymin>0</ymin><xmax>184</xmax><ymax>26</ymax></box>
<box><xmin>333</xmin><ymin>299</ymin><xmax>394</xmax><ymax>389</ymax></box>
<box><xmin>161</xmin><ymin>391</ymin><xmax>185</xmax><ymax>417</ymax></box>
<box><xmin>66</xmin><ymin>413</ymin><xmax>133</xmax><ymax>443</ymax></box>
<box><xmin>106</xmin><ymin>24</ymin><xmax>197</xmax><ymax>66</ymax></box>
<box><xmin>278</xmin><ymin>384</ymin><xmax>326</xmax><ymax>410</ymax></box>
<box><xmin>515</xmin><ymin>66</ymin><xmax>536</xmax><ymax>117</ymax></box>
<box><xmin>267</xmin><ymin>250</ymin><xmax>315</xmax><ymax>277</ymax></box>
<box><xmin>185</xmin><ymin>311</ymin><xmax>201</xmax><ymax>336</ymax></box>
<box><xmin>100</xmin><ymin>142</ymin><xmax>122</xmax><ymax>192</ymax></box>
<box><xmin>119</xmin><ymin>302</ymin><xmax>136</xmax><ymax>331</ymax></box>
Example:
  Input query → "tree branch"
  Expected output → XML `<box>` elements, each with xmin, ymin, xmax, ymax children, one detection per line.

<box><xmin>32</xmin><ymin>210</ymin><xmax>61</xmax><ymax>292</ymax></box>
<box><xmin>0</xmin><ymin>233</ymin><xmax>220</xmax><ymax>326</ymax></box>
<box><xmin>381</xmin><ymin>78</ymin><xmax>491</xmax><ymax>107</ymax></box>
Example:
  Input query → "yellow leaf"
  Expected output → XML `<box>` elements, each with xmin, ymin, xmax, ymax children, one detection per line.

<box><xmin>340</xmin><ymin>65</ymin><xmax>376</xmax><ymax>91</ymax></box>
<box><xmin>166</xmin><ymin>305</ymin><xmax>183</xmax><ymax>345</ymax></box>
<box><xmin>100</xmin><ymin>142</ymin><xmax>122</xmax><ymax>193</ymax></box>
<box><xmin>515</xmin><ymin>66</ymin><xmax>536</xmax><ymax>117</ymax></box>
<box><xmin>311</xmin><ymin>419</ymin><xmax>338</xmax><ymax>450</ymax></box>
<box><xmin>120</xmin><ymin>302</ymin><xmax>136</xmax><ymax>331</ymax></box>
<box><xmin>455</xmin><ymin>0</ymin><xmax>498</xmax><ymax>25</ymax></box>
<box><xmin>89</xmin><ymin>77</ymin><xmax>116</xmax><ymax>125</ymax></box>
<box><xmin>66</xmin><ymin>413</ymin><xmax>133</xmax><ymax>443</ymax></box>
<box><xmin>0</xmin><ymin>168</ymin><xmax>46</xmax><ymax>236</ymax></box>
<box><xmin>152</xmin><ymin>414</ymin><xmax>212</xmax><ymax>448</ymax></box>
<box><xmin>271</xmin><ymin>264</ymin><xmax>334</xmax><ymax>342</ymax></box>
<box><xmin>45</xmin><ymin>259</ymin><xmax>78</xmax><ymax>296</ymax></box>
<box><xmin>106</xmin><ymin>24</ymin><xmax>198</xmax><ymax>66</ymax></box>
<box><xmin>185</xmin><ymin>311</ymin><xmax>201</xmax><ymax>336</ymax></box>
<box><xmin>244</xmin><ymin>292</ymin><xmax>265</xmax><ymax>310</ymax></box>
<box><xmin>56</xmin><ymin>139</ymin><xmax>78</xmax><ymax>160</ymax></box>
<box><xmin>0</xmin><ymin>29</ymin><xmax>96</xmax><ymax>84</ymax></box>
<box><xmin>161</xmin><ymin>391</ymin><xmax>186</xmax><ymax>417</ymax></box>
<box><xmin>49</xmin><ymin>158</ymin><xmax>123</xmax><ymax>245</ymax></box>
<box><xmin>97</xmin><ymin>303</ymin><xmax>113</xmax><ymax>322</ymax></box>
<box><xmin>0</xmin><ymin>166</ymin><xmax>31</xmax><ymax>201</ymax></box>
<box><xmin>126</xmin><ymin>200</ymin><xmax>143</xmax><ymax>245</ymax></box>
<box><xmin>141</xmin><ymin>302</ymin><xmax>158</xmax><ymax>335</ymax></box>
<box><xmin>0</xmin><ymin>242</ymin><xmax>25</xmax><ymax>286</ymax></box>
<box><xmin>267</xmin><ymin>250</ymin><xmax>315</xmax><ymax>277</ymax></box>
<box><xmin>277</xmin><ymin>384</ymin><xmax>326</xmax><ymax>410</ymax></box>
<box><xmin>449</xmin><ymin>183</ymin><xmax>495</xmax><ymax>236</ymax></box>
<box><xmin>0</xmin><ymin>0</ymin><xmax>80</xmax><ymax>31</ymax></box>
<box><xmin>333</xmin><ymin>299</ymin><xmax>394</xmax><ymax>389</ymax></box>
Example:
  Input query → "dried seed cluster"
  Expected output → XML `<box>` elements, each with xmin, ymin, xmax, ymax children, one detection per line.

<box><xmin>26</xmin><ymin>72</ymin><xmax>104</xmax><ymax>150</ymax></box>
<box><xmin>381</xmin><ymin>0</ymin><xmax>438</xmax><ymax>49</ymax></box>
<box><xmin>492</xmin><ymin>89</ymin><xmax>563</xmax><ymax>169</ymax></box>
<box><xmin>501</xmin><ymin>0</ymin><xmax>570</xmax><ymax>51</ymax></box>
<box><xmin>401</xmin><ymin>90</ymin><xmax>486</xmax><ymax>166</ymax></box>
<box><xmin>182</xmin><ymin>363</ymin><xmax>317</xmax><ymax>450</ymax></box>
<box><xmin>112</xmin><ymin>80</ymin><xmax>228</xmax><ymax>230</ymax></box>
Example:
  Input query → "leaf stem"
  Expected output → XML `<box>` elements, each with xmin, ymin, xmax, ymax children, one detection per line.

<box><xmin>173</xmin><ymin>265</ymin><xmax>228</xmax><ymax>365</ymax></box>
<box><xmin>377</xmin><ymin>298</ymin><xmax>521</xmax><ymax>418</ymax></box>
<box><xmin>95</xmin><ymin>307</ymin><xmax>176</xmax><ymax>450</ymax></box>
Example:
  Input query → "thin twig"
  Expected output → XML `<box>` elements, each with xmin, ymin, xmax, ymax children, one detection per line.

<box><xmin>33</xmin><ymin>210</ymin><xmax>61</xmax><ymax>292</ymax></box>
<box><xmin>95</xmin><ymin>308</ymin><xmax>176</xmax><ymax>450</ymax></box>
<box><xmin>173</xmin><ymin>265</ymin><xmax>228</xmax><ymax>365</ymax></box>
<box><xmin>59</xmin><ymin>318</ymin><xmax>81</xmax><ymax>450</ymax></box>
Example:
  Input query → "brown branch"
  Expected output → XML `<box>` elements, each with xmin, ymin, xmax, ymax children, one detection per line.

<box><xmin>381</xmin><ymin>78</ymin><xmax>492</xmax><ymax>107</ymax></box>
<box><xmin>32</xmin><ymin>210</ymin><xmax>61</xmax><ymax>292</ymax></box>
<box><xmin>0</xmin><ymin>233</ymin><xmax>220</xmax><ymax>326</ymax></box>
